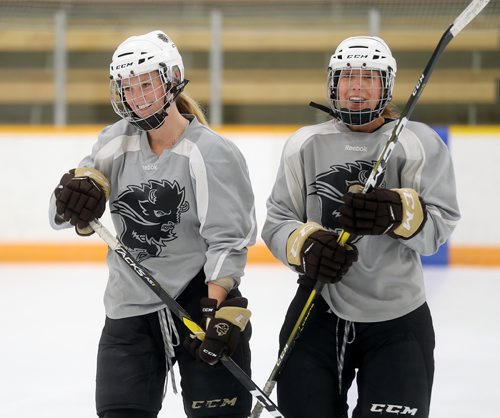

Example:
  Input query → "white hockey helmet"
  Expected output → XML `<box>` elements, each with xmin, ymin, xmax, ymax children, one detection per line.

<box><xmin>327</xmin><ymin>36</ymin><xmax>397</xmax><ymax>126</ymax></box>
<box><xmin>109</xmin><ymin>30</ymin><xmax>187</xmax><ymax>131</ymax></box>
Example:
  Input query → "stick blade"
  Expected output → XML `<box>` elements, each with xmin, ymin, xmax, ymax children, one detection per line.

<box><xmin>451</xmin><ymin>0</ymin><xmax>491</xmax><ymax>36</ymax></box>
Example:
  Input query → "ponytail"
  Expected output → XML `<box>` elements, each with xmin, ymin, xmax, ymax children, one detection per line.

<box><xmin>176</xmin><ymin>93</ymin><xmax>208</xmax><ymax>126</ymax></box>
<box><xmin>382</xmin><ymin>102</ymin><xmax>400</xmax><ymax>119</ymax></box>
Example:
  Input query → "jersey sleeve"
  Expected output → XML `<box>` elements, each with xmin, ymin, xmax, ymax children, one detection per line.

<box><xmin>48</xmin><ymin>124</ymin><xmax>117</xmax><ymax>230</ymax></box>
<box><xmin>396</xmin><ymin>123</ymin><xmax>461</xmax><ymax>255</ymax></box>
<box><xmin>193</xmin><ymin>137</ymin><xmax>257</xmax><ymax>286</ymax></box>
<box><xmin>261</xmin><ymin>132</ymin><xmax>307</xmax><ymax>267</ymax></box>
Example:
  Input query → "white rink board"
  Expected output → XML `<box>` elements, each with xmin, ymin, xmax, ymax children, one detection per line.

<box><xmin>450</xmin><ymin>133</ymin><xmax>500</xmax><ymax>245</ymax></box>
<box><xmin>0</xmin><ymin>127</ymin><xmax>499</xmax><ymax>246</ymax></box>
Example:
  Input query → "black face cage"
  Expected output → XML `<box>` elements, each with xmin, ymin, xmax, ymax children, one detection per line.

<box><xmin>327</xmin><ymin>68</ymin><xmax>393</xmax><ymax>126</ymax></box>
<box><xmin>110</xmin><ymin>64</ymin><xmax>188</xmax><ymax>131</ymax></box>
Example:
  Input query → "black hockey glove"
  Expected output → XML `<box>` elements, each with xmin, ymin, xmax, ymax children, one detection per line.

<box><xmin>340</xmin><ymin>185</ymin><xmax>426</xmax><ymax>239</ymax></box>
<box><xmin>184</xmin><ymin>297</ymin><xmax>218</xmax><ymax>359</ymax></box>
<box><xmin>287</xmin><ymin>222</ymin><xmax>358</xmax><ymax>283</ymax></box>
<box><xmin>184</xmin><ymin>297</ymin><xmax>251</xmax><ymax>365</ymax></box>
<box><xmin>54</xmin><ymin>167</ymin><xmax>110</xmax><ymax>236</ymax></box>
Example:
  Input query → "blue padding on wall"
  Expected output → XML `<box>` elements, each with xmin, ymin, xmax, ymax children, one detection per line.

<box><xmin>421</xmin><ymin>126</ymin><xmax>448</xmax><ymax>266</ymax></box>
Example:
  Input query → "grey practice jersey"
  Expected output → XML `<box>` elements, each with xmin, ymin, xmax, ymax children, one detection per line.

<box><xmin>262</xmin><ymin>119</ymin><xmax>460</xmax><ymax>322</ymax></box>
<box><xmin>49</xmin><ymin>116</ymin><xmax>257</xmax><ymax>319</ymax></box>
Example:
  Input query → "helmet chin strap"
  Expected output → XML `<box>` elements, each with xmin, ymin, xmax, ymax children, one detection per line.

<box><xmin>131</xmin><ymin>110</ymin><xmax>168</xmax><ymax>131</ymax></box>
<box><xmin>309</xmin><ymin>101</ymin><xmax>382</xmax><ymax>126</ymax></box>
<box><xmin>338</xmin><ymin>108</ymin><xmax>379</xmax><ymax>126</ymax></box>
<box><xmin>309</xmin><ymin>101</ymin><xmax>334</xmax><ymax>116</ymax></box>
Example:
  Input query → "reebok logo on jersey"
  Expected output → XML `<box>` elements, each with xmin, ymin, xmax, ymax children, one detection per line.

<box><xmin>370</xmin><ymin>403</ymin><xmax>418</xmax><ymax>415</ymax></box>
<box><xmin>142</xmin><ymin>163</ymin><xmax>158</xmax><ymax>171</ymax></box>
<box><xmin>345</xmin><ymin>145</ymin><xmax>367</xmax><ymax>152</ymax></box>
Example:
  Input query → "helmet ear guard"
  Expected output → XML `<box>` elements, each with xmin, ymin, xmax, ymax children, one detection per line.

<box><xmin>109</xmin><ymin>30</ymin><xmax>187</xmax><ymax>131</ymax></box>
<box><xmin>326</xmin><ymin>36</ymin><xmax>397</xmax><ymax>126</ymax></box>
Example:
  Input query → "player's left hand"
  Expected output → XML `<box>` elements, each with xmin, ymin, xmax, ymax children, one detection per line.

<box><xmin>184</xmin><ymin>297</ymin><xmax>251</xmax><ymax>365</ymax></box>
<box><xmin>340</xmin><ymin>185</ymin><xmax>426</xmax><ymax>239</ymax></box>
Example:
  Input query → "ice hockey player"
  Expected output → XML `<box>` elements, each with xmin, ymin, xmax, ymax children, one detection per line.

<box><xmin>262</xmin><ymin>35</ymin><xmax>460</xmax><ymax>418</ymax></box>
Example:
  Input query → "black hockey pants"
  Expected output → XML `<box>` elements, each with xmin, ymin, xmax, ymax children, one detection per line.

<box><xmin>277</xmin><ymin>281</ymin><xmax>435</xmax><ymax>418</ymax></box>
<box><xmin>96</xmin><ymin>269</ymin><xmax>252</xmax><ymax>418</ymax></box>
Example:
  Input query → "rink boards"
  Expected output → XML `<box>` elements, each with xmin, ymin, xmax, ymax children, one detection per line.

<box><xmin>0</xmin><ymin>125</ymin><xmax>499</xmax><ymax>266</ymax></box>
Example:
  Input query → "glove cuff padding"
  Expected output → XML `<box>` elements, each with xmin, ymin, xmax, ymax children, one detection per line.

<box><xmin>74</xmin><ymin>167</ymin><xmax>111</xmax><ymax>200</ymax></box>
<box><xmin>75</xmin><ymin>167</ymin><xmax>111</xmax><ymax>235</ymax></box>
<box><xmin>286</xmin><ymin>221</ymin><xmax>324</xmax><ymax>267</ymax></box>
<box><xmin>389</xmin><ymin>188</ymin><xmax>427</xmax><ymax>239</ymax></box>
<box><xmin>215</xmin><ymin>297</ymin><xmax>251</xmax><ymax>332</ymax></box>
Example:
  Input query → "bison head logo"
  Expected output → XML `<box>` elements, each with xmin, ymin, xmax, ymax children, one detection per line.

<box><xmin>310</xmin><ymin>160</ymin><xmax>384</xmax><ymax>235</ymax></box>
<box><xmin>111</xmin><ymin>179</ymin><xmax>190</xmax><ymax>261</ymax></box>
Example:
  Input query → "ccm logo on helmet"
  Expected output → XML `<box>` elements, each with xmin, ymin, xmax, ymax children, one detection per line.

<box><xmin>115</xmin><ymin>62</ymin><xmax>133</xmax><ymax>70</ymax></box>
<box><xmin>347</xmin><ymin>54</ymin><xmax>369</xmax><ymax>58</ymax></box>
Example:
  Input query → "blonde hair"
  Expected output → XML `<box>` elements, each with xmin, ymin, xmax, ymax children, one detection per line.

<box><xmin>382</xmin><ymin>102</ymin><xmax>399</xmax><ymax>119</ymax></box>
<box><xmin>176</xmin><ymin>93</ymin><xmax>208</xmax><ymax>125</ymax></box>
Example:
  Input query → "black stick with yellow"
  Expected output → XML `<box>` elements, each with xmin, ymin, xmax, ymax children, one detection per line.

<box><xmin>89</xmin><ymin>219</ymin><xmax>285</xmax><ymax>418</ymax></box>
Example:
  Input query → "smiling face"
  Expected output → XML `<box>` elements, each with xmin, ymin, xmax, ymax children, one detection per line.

<box><xmin>121</xmin><ymin>71</ymin><xmax>166</xmax><ymax>119</ymax></box>
<box><xmin>327</xmin><ymin>37</ymin><xmax>397</xmax><ymax>129</ymax></box>
<box><xmin>336</xmin><ymin>68</ymin><xmax>383</xmax><ymax>112</ymax></box>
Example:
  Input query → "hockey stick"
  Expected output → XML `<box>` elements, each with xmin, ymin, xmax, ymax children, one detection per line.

<box><xmin>89</xmin><ymin>219</ymin><xmax>284</xmax><ymax>418</ymax></box>
<box><xmin>250</xmin><ymin>1</ymin><xmax>490</xmax><ymax>416</ymax></box>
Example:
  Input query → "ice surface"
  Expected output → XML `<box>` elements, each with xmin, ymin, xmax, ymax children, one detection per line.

<box><xmin>1</xmin><ymin>264</ymin><xmax>499</xmax><ymax>417</ymax></box>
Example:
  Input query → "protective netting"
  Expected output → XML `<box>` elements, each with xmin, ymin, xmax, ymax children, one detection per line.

<box><xmin>0</xmin><ymin>0</ymin><xmax>498</xmax><ymax>28</ymax></box>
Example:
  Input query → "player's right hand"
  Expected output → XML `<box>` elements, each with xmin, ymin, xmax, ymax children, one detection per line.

<box><xmin>287</xmin><ymin>222</ymin><xmax>358</xmax><ymax>283</ymax></box>
<box><xmin>184</xmin><ymin>297</ymin><xmax>251</xmax><ymax>365</ymax></box>
<box><xmin>54</xmin><ymin>167</ymin><xmax>110</xmax><ymax>236</ymax></box>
